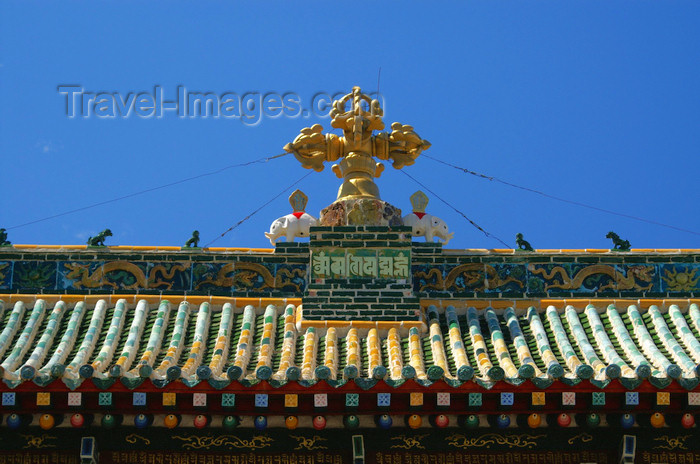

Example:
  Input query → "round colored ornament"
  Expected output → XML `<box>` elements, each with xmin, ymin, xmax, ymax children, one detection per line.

<box><xmin>557</xmin><ymin>413</ymin><xmax>571</xmax><ymax>428</ymax></box>
<box><xmin>434</xmin><ymin>414</ymin><xmax>449</xmax><ymax>428</ymax></box>
<box><xmin>254</xmin><ymin>415</ymin><xmax>267</xmax><ymax>430</ymax></box>
<box><xmin>650</xmin><ymin>412</ymin><xmax>665</xmax><ymax>428</ymax></box>
<box><xmin>527</xmin><ymin>413</ymin><xmax>541</xmax><ymax>428</ymax></box>
<box><xmin>407</xmin><ymin>414</ymin><xmax>422</xmax><ymax>429</ymax></box>
<box><xmin>377</xmin><ymin>414</ymin><xmax>392</xmax><ymax>429</ymax></box>
<box><xmin>620</xmin><ymin>414</ymin><xmax>634</xmax><ymax>429</ymax></box>
<box><xmin>193</xmin><ymin>415</ymin><xmax>208</xmax><ymax>429</ymax></box>
<box><xmin>313</xmin><ymin>415</ymin><xmax>326</xmax><ymax>430</ymax></box>
<box><xmin>223</xmin><ymin>415</ymin><xmax>239</xmax><ymax>429</ymax></box>
<box><xmin>285</xmin><ymin>416</ymin><xmax>299</xmax><ymax>430</ymax></box>
<box><xmin>7</xmin><ymin>413</ymin><xmax>22</xmax><ymax>430</ymax></box>
<box><xmin>344</xmin><ymin>415</ymin><xmax>360</xmax><ymax>429</ymax></box>
<box><xmin>39</xmin><ymin>414</ymin><xmax>55</xmax><ymax>430</ymax></box>
<box><xmin>70</xmin><ymin>413</ymin><xmax>84</xmax><ymax>428</ymax></box>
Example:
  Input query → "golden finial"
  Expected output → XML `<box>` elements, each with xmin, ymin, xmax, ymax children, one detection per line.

<box><xmin>289</xmin><ymin>189</ymin><xmax>308</xmax><ymax>212</ymax></box>
<box><xmin>283</xmin><ymin>87</ymin><xmax>431</xmax><ymax>202</ymax></box>
<box><xmin>409</xmin><ymin>191</ymin><xmax>429</xmax><ymax>213</ymax></box>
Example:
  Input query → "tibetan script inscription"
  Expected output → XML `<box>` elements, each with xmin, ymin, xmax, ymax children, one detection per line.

<box><xmin>312</xmin><ymin>249</ymin><xmax>409</xmax><ymax>279</ymax></box>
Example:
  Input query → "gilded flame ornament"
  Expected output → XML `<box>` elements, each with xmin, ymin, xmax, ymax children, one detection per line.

<box><xmin>284</xmin><ymin>86</ymin><xmax>431</xmax><ymax>201</ymax></box>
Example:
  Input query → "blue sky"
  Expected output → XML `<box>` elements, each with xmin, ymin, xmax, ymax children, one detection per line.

<box><xmin>1</xmin><ymin>2</ymin><xmax>699</xmax><ymax>249</ymax></box>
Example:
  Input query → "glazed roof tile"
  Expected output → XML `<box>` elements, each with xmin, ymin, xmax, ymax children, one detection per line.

<box><xmin>1</xmin><ymin>297</ymin><xmax>700</xmax><ymax>391</ymax></box>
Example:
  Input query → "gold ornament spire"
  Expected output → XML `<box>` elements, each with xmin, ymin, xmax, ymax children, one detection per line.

<box><xmin>284</xmin><ymin>86</ymin><xmax>431</xmax><ymax>201</ymax></box>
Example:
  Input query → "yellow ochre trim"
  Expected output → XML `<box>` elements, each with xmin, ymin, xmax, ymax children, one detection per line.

<box><xmin>10</xmin><ymin>245</ymin><xmax>275</xmax><ymax>253</ymax></box>
<box><xmin>418</xmin><ymin>298</ymin><xmax>700</xmax><ymax>310</ymax></box>
<box><xmin>298</xmin><ymin>319</ymin><xmax>427</xmax><ymax>332</ymax></box>
<box><xmin>0</xmin><ymin>294</ymin><xmax>300</xmax><ymax>307</ymax></box>
<box><xmin>8</xmin><ymin>245</ymin><xmax>700</xmax><ymax>254</ymax></box>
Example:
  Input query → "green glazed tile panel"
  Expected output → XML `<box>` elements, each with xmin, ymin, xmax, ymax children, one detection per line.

<box><xmin>0</xmin><ymin>297</ymin><xmax>699</xmax><ymax>390</ymax></box>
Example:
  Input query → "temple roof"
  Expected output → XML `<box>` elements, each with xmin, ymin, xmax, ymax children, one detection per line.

<box><xmin>1</xmin><ymin>296</ymin><xmax>699</xmax><ymax>392</ymax></box>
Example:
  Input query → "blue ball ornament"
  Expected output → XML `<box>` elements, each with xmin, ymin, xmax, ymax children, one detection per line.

<box><xmin>376</xmin><ymin>414</ymin><xmax>392</xmax><ymax>429</ymax></box>
<box><xmin>134</xmin><ymin>413</ymin><xmax>149</xmax><ymax>429</ymax></box>
<box><xmin>620</xmin><ymin>414</ymin><xmax>635</xmax><ymax>429</ymax></box>
<box><xmin>495</xmin><ymin>414</ymin><xmax>510</xmax><ymax>429</ymax></box>
<box><xmin>7</xmin><ymin>413</ymin><xmax>22</xmax><ymax>430</ymax></box>
<box><xmin>254</xmin><ymin>415</ymin><xmax>267</xmax><ymax>430</ymax></box>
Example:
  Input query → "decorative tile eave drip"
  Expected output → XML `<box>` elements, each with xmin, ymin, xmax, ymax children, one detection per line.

<box><xmin>628</xmin><ymin>304</ymin><xmax>679</xmax><ymax>378</ymax></box>
<box><xmin>0</xmin><ymin>301</ymin><xmax>24</xmax><ymax>362</ymax></box>
<box><xmin>584</xmin><ymin>305</ymin><xmax>633</xmax><ymax>379</ymax></box>
<box><xmin>504</xmin><ymin>307</ymin><xmax>542</xmax><ymax>380</ymax></box>
<box><xmin>38</xmin><ymin>301</ymin><xmax>87</xmax><ymax>379</ymax></box>
<box><xmin>2</xmin><ymin>300</ymin><xmax>46</xmax><ymax>381</ymax></box>
<box><xmin>648</xmin><ymin>305</ymin><xmax>696</xmax><ymax>377</ymax></box>
<box><xmin>565</xmin><ymin>306</ymin><xmax>607</xmax><ymax>381</ymax></box>
<box><xmin>272</xmin><ymin>304</ymin><xmax>298</xmax><ymax>381</ymax></box>
<box><xmin>445</xmin><ymin>306</ymin><xmax>473</xmax><ymax>381</ymax></box>
<box><xmin>152</xmin><ymin>301</ymin><xmax>190</xmax><ymax>381</ymax></box>
<box><xmin>319</xmin><ymin>327</ymin><xmax>338</xmax><ymax>381</ymax></box>
<box><xmin>179</xmin><ymin>302</ymin><xmax>210</xmax><ymax>382</ymax></box>
<box><xmin>17</xmin><ymin>301</ymin><xmax>67</xmax><ymax>381</ymax></box>
<box><xmin>128</xmin><ymin>300</ymin><xmax>171</xmax><ymax>378</ymax></box>
<box><xmin>427</xmin><ymin>306</ymin><xmax>451</xmax><ymax>380</ymax></box>
<box><xmin>90</xmin><ymin>299</ymin><xmax>128</xmax><ymax>379</ymax></box>
<box><xmin>300</xmin><ymin>327</ymin><xmax>318</xmax><ymax>381</ymax></box>
<box><xmin>111</xmin><ymin>300</ymin><xmax>149</xmax><ymax>377</ymax></box>
<box><xmin>386</xmin><ymin>328</ymin><xmax>403</xmax><ymax>381</ymax></box>
<box><xmin>251</xmin><ymin>305</ymin><xmax>277</xmax><ymax>381</ymax></box>
<box><xmin>485</xmin><ymin>309</ymin><xmax>518</xmax><ymax>381</ymax></box>
<box><xmin>526</xmin><ymin>307</ymin><xmax>564</xmax><ymax>379</ymax></box>
<box><xmin>467</xmin><ymin>307</ymin><xmax>502</xmax><ymax>381</ymax></box>
<box><xmin>546</xmin><ymin>306</ymin><xmax>590</xmax><ymax>379</ymax></box>
<box><xmin>203</xmin><ymin>302</ymin><xmax>233</xmax><ymax>381</ymax></box>
<box><xmin>228</xmin><ymin>305</ymin><xmax>255</xmax><ymax>381</ymax></box>
<box><xmin>407</xmin><ymin>326</ymin><xmax>426</xmax><ymax>380</ymax></box>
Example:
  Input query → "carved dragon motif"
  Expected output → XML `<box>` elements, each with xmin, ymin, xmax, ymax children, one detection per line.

<box><xmin>415</xmin><ymin>264</ymin><xmax>524</xmax><ymax>292</ymax></box>
<box><xmin>65</xmin><ymin>261</ymin><xmax>189</xmax><ymax>290</ymax></box>
<box><xmin>195</xmin><ymin>263</ymin><xmax>275</xmax><ymax>291</ymax></box>
<box><xmin>528</xmin><ymin>264</ymin><xmax>654</xmax><ymax>291</ymax></box>
<box><xmin>289</xmin><ymin>435</ymin><xmax>327</xmax><ymax>451</ymax></box>
<box><xmin>275</xmin><ymin>267</ymin><xmax>306</xmax><ymax>292</ymax></box>
<box><xmin>390</xmin><ymin>434</ymin><xmax>428</xmax><ymax>450</ymax></box>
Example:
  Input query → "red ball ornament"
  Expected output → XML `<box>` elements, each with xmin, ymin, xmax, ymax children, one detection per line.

<box><xmin>434</xmin><ymin>414</ymin><xmax>449</xmax><ymax>428</ymax></box>
<box><xmin>313</xmin><ymin>415</ymin><xmax>326</xmax><ymax>430</ymax></box>
<box><xmin>557</xmin><ymin>413</ymin><xmax>571</xmax><ymax>428</ymax></box>
<box><xmin>681</xmin><ymin>413</ymin><xmax>695</xmax><ymax>429</ymax></box>
<box><xmin>70</xmin><ymin>413</ymin><xmax>84</xmax><ymax>428</ymax></box>
<box><xmin>193</xmin><ymin>415</ymin><xmax>208</xmax><ymax>429</ymax></box>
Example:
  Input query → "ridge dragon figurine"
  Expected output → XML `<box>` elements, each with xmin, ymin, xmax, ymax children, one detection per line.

<box><xmin>516</xmin><ymin>233</ymin><xmax>534</xmax><ymax>252</ymax></box>
<box><xmin>87</xmin><ymin>229</ymin><xmax>112</xmax><ymax>247</ymax></box>
<box><xmin>0</xmin><ymin>228</ymin><xmax>10</xmax><ymax>247</ymax></box>
<box><xmin>606</xmin><ymin>231</ymin><xmax>631</xmax><ymax>252</ymax></box>
<box><xmin>185</xmin><ymin>230</ymin><xmax>200</xmax><ymax>248</ymax></box>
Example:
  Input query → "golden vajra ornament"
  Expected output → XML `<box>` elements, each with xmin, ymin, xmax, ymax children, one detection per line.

<box><xmin>284</xmin><ymin>86</ymin><xmax>431</xmax><ymax>201</ymax></box>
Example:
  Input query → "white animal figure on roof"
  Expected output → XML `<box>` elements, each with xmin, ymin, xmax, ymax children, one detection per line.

<box><xmin>264</xmin><ymin>212</ymin><xmax>318</xmax><ymax>246</ymax></box>
<box><xmin>403</xmin><ymin>190</ymin><xmax>454</xmax><ymax>245</ymax></box>
<box><xmin>403</xmin><ymin>212</ymin><xmax>454</xmax><ymax>245</ymax></box>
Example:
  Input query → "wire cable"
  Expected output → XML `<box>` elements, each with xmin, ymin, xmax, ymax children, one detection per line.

<box><xmin>7</xmin><ymin>152</ymin><xmax>290</xmax><ymax>231</ymax></box>
<box><xmin>423</xmin><ymin>154</ymin><xmax>700</xmax><ymax>237</ymax></box>
<box><xmin>204</xmin><ymin>171</ymin><xmax>313</xmax><ymax>247</ymax></box>
<box><xmin>400</xmin><ymin>169</ymin><xmax>511</xmax><ymax>248</ymax></box>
